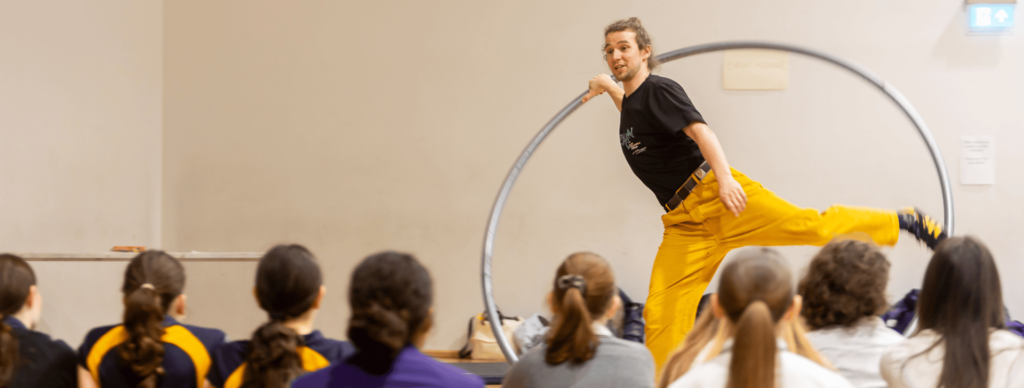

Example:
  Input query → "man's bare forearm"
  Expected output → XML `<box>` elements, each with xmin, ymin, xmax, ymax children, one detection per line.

<box><xmin>684</xmin><ymin>122</ymin><xmax>733</xmax><ymax>182</ymax></box>
<box><xmin>606</xmin><ymin>86</ymin><xmax>624</xmax><ymax>112</ymax></box>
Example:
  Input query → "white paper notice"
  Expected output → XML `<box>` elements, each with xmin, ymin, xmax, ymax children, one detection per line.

<box><xmin>961</xmin><ymin>136</ymin><xmax>994</xmax><ymax>185</ymax></box>
<box><xmin>723</xmin><ymin>49</ymin><xmax>789</xmax><ymax>90</ymax></box>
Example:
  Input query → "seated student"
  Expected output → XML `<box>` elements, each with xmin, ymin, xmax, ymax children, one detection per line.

<box><xmin>291</xmin><ymin>251</ymin><xmax>483</xmax><ymax>388</ymax></box>
<box><xmin>658</xmin><ymin>306</ymin><xmax>830</xmax><ymax>388</ymax></box>
<box><xmin>798</xmin><ymin>239</ymin><xmax>905</xmax><ymax>388</ymax></box>
<box><xmin>78</xmin><ymin>251</ymin><xmax>226</xmax><ymax>388</ymax></box>
<box><xmin>502</xmin><ymin>252</ymin><xmax>655</xmax><ymax>388</ymax></box>
<box><xmin>0</xmin><ymin>254</ymin><xmax>77</xmax><ymax>387</ymax></box>
<box><xmin>667</xmin><ymin>248</ymin><xmax>852</xmax><ymax>388</ymax></box>
<box><xmin>881</xmin><ymin>236</ymin><xmax>1024</xmax><ymax>388</ymax></box>
<box><xmin>207</xmin><ymin>245</ymin><xmax>353</xmax><ymax>388</ymax></box>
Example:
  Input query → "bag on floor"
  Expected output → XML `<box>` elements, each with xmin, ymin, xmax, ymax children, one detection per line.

<box><xmin>512</xmin><ymin>314</ymin><xmax>550</xmax><ymax>355</ymax></box>
<box><xmin>881</xmin><ymin>289</ymin><xmax>919</xmax><ymax>334</ymax></box>
<box><xmin>458</xmin><ymin>310</ymin><xmax>523</xmax><ymax>360</ymax></box>
<box><xmin>617</xmin><ymin>288</ymin><xmax>645</xmax><ymax>344</ymax></box>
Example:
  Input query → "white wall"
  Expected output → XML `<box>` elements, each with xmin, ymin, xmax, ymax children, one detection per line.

<box><xmin>163</xmin><ymin>0</ymin><xmax>1024</xmax><ymax>350</ymax></box>
<box><xmin>0</xmin><ymin>1</ymin><xmax>163</xmax><ymax>344</ymax></box>
<box><xmin>3</xmin><ymin>0</ymin><xmax>1020</xmax><ymax>350</ymax></box>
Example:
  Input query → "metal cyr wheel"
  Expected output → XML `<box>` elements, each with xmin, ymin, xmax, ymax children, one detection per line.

<box><xmin>481</xmin><ymin>41</ymin><xmax>954</xmax><ymax>363</ymax></box>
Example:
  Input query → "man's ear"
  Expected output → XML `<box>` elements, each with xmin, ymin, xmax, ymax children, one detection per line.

<box><xmin>711</xmin><ymin>293</ymin><xmax>725</xmax><ymax>319</ymax></box>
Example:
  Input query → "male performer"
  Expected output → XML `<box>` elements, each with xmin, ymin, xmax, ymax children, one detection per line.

<box><xmin>580</xmin><ymin>17</ymin><xmax>946</xmax><ymax>368</ymax></box>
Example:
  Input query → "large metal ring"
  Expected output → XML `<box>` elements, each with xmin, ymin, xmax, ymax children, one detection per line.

<box><xmin>481</xmin><ymin>41</ymin><xmax>955</xmax><ymax>363</ymax></box>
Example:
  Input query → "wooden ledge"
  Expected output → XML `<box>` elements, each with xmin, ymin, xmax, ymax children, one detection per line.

<box><xmin>14</xmin><ymin>252</ymin><xmax>262</xmax><ymax>262</ymax></box>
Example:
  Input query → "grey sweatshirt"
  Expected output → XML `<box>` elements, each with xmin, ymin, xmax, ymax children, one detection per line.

<box><xmin>502</xmin><ymin>335</ymin><xmax>655</xmax><ymax>388</ymax></box>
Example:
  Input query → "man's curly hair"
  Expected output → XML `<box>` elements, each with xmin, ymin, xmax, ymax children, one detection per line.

<box><xmin>798</xmin><ymin>239</ymin><xmax>890</xmax><ymax>330</ymax></box>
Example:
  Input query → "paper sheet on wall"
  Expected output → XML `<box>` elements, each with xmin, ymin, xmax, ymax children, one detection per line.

<box><xmin>722</xmin><ymin>49</ymin><xmax>788</xmax><ymax>90</ymax></box>
<box><xmin>961</xmin><ymin>136</ymin><xmax>994</xmax><ymax>185</ymax></box>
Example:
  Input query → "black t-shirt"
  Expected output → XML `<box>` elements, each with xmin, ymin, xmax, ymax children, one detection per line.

<box><xmin>3</xmin><ymin>317</ymin><xmax>77</xmax><ymax>388</ymax></box>
<box><xmin>619</xmin><ymin>74</ymin><xmax>706</xmax><ymax>207</ymax></box>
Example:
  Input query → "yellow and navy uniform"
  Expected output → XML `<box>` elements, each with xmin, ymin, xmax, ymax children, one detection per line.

<box><xmin>77</xmin><ymin>316</ymin><xmax>226</xmax><ymax>388</ymax></box>
<box><xmin>206</xmin><ymin>330</ymin><xmax>354</xmax><ymax>388</ymax></box>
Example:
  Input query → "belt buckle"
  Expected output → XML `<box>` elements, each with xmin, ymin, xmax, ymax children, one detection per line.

<box><xmin>694</xmin><ymin>165</ymin><xmax>708</xmax><ymax>180</ymax></box>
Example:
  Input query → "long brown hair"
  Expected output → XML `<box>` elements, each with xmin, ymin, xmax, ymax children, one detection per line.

<box><xmin>0</xmin><ymin>254</ymin><xmax>36</xmax><ymax>387</ymax></box>
<box><xmin>912</xmin><ymin>236</ymin><xmax>1004</xmax><ymax>388</ymax></box>
<box><xmin>658</xmin><ymin>312</ymin><xmax>831</xmax><ymax>388</ymax></box>
<box><xmin>799</xmin><ymin>239</ymin><xmax>891</xmax><ymax>330</ymax></box>
<box><xmin>119</xmin><ymin>251</ymin><xmax>185</xmax><ymax>388</ymax></box>
<box><xmin>241</xmin><ymin>245</ymin><xmax>323</xmax><ymax>388</ymax></box>
<box><xmin>347</xmin><ymin>251</ymin><xmax>433</xmax><ymax>375</ymax></box>
<box><xmin>545</xmin><ymin>252</ymin><xmax>616</xmax><ymax>365</ymax></box>
<box><xmin>717</xmin><ymin>248</ymin><xmax>796</xmax><ymax>388</ymax></box>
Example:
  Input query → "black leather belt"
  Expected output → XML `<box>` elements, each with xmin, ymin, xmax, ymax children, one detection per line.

<box><xmin>665</xmin><ymin>161</ymin><xmax>712</xmax><ymax>212</ymax></box>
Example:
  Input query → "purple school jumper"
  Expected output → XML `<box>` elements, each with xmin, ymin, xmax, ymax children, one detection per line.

<box><xmin>291</xmin><ymin>346</ymin><xmax>483</xmax><ymax>388</ymax></box>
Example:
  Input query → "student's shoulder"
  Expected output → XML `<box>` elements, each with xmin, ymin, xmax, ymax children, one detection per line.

<box><xmin>291</xmin><ymin>363</ymin><xmax>336</xmax><ymax>388</ymax></box>
<box><xmin>79</xmin><ymin>323</ymin><xmax>122</xmax><ymax>350</ymax></box>
<box><xmin>666</xmin><ymin>359</ymin><xmax>728</xmax><ymax>388</ymax></box>
<box><xmin>306</xmin><ymin>333</ymin><xmax>355</xmax><ymax>361</ymax></box>
<box><xmin>781</xmin><ymin>352</ymin><xmax>854</xmax><ymax>387</ymax></box>
<box><xmin>404</xmin><ymin>350</ymin><xmax>484</xmax><ymax>388</ymax></box>
<box><xmin>601</xmin><ymin>337</ymin><xmax>655</xmax><ymax>362</ymax></box>
<box><xmin>210</xmin><ymin>339</ymin><xmax>249</xmax><ymax>361</ymax></box>
<box><xmin>179</xmin><ymin>323</ymin><xmax>227</xmax><ymax>347</ymax></box>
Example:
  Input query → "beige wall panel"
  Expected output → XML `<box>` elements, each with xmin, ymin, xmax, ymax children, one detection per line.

<box><xmin>163</xmin><ymin>0</ymin><xmax>1024</xmax><ymax>351</ymax></box>
<box><xmin>0</xmin><ymin>1</ymin><xmax>163</xmax><ymax>345</ymax></box>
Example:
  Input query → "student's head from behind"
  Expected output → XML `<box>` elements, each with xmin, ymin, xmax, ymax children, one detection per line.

<box><xmin>914</xmin><ymin>236</ymin><xmax>1003</xmax><ymax>388</ymax></box>
<box><xmin>120</xmin><ymin>251</ymin><xmax>186</xmax><ymax>388</ymax></box>
<box><xmin>603</xmin><ymin>17</ymin><xmax>658</xmax><ymax>81</ymax></box>
<box><xmin>711</xmin><ymin>248</ymin><xmax>801</xmax><ymax>388</ymax></box>
<box><xmin>0</xmin><ymin>254</ymin><xmax>40</xmax><ymax>328</ymax></box>
<box><xmin>244</xmin><ymin>244</ymin><xmax>325</xmax><ymax>388</ymax></box>
<box><xmin>545</xmin><ymin>252</ymin><xmax>619</xmax><ymax>365</ymax></box>
<box><xmin>798</xmin><ymin>239</ymin><xmax>890</xmax><ymax>330</ymax></box>
<box><xmin>347</xmin><ymin>251</ymin><xmax>433</xmax><ymax>375</ymax></box>
<box><xmin>0</xmin><ymin>254</ymin><xmax>39</xmax><ymax>386</ymax></box>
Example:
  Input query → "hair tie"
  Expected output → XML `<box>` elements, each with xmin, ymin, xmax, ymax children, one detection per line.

<box><xmin>139</xmin><ymin>283</ymin><xmax>155</xmax><ymax>290</ymax></box>
<box><xmin>557</xmin><ymin>274</ymin><xmax>587</xmax><ymax>296</ymax></box>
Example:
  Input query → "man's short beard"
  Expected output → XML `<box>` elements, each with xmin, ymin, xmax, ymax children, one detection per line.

<box><xmin>618</xmin><ymin>66</ymin><xmax>639</xmax><ymax>82</ymax></box>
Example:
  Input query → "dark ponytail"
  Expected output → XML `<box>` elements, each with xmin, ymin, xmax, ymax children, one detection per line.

<box><xmin>0</xmin><ymin>254</ymin><xmax>36</xmax><ymax>387</ymax></box>
<box><xmin>545</xmin><ymin>252</ymin><xmax>616</xmax><ymax>365</ymax></box>
<box><xmin>716</xmin><ymin>248</ymin><xmax>794</xmax><ymax>388</ymax></box>
<box><xmin>241</xmin><ymin>245</ymin><xmax>323</xmax><ymax>388</ymax></box>
<box><xmin>347</xmin><ymin>252</ymin><xmax>433</xmax><ymax>375</ymax></box>
<box><xmin>119</xmin><ymin>251</ymin><xmax>185</xmax><ymax>388</ymax></box>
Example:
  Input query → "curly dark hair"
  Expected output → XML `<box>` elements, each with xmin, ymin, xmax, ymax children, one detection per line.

<box><xmin>798</xmin><ymin>239</ymin><xmax>890</xmax><ymax>330</ymax></box>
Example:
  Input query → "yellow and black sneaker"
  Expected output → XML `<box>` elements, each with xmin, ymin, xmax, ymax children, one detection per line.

<box><xmin>898</xmin><ymin>207</ymin><xmax>947</xmax><ymax>250</ymax></box>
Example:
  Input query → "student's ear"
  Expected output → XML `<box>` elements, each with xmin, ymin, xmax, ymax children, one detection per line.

<box><xmin>784</xmin><ymin>295</ymin><xmax>803</xmax><ymax>322</ymax></box>
<box><xmin>711</xmin><ymin>293</ymin><xmax>725</xmax><ymax>319</ymax></box>
<box><xmin>604</xmin><ymin>295</ymin><xmax>622</xmax><ymax>320</ymax></box>
<box><xmin>546</xmin><ymin>292</ymin><xmax>556</xmax><ymax>315</ymax></box>
<box><xmin>24</xmin><ymin>285</ymin><xmax>38</xmax><ymax>309</ymax></box>
<box><xmin>312</xmin><ymin>286</ymin><xmax>326</xmax><ymax>310</ymax></box>
<box><xmin>174</xmin><ymin>294</ymin><xmax>187</xmax><ymax>316</ymax></box>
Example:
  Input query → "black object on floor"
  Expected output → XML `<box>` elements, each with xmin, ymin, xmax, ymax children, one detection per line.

<box><xmin>448</xmin><ymin>362</ymin><xmax>509</xmax><ymax>385</ymax></box>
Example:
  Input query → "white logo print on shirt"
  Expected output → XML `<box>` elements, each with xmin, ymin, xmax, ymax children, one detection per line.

<box><xmin>620</xmin><ymin>128</ymin><xmax>647</xmax><ymax>155</ymax></box>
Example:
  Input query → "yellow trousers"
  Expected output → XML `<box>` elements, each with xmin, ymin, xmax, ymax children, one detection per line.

<box><xmin>644</xmin><ymin>168</ymin><xmax>900</xmax><ymax>369</ymax></box>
